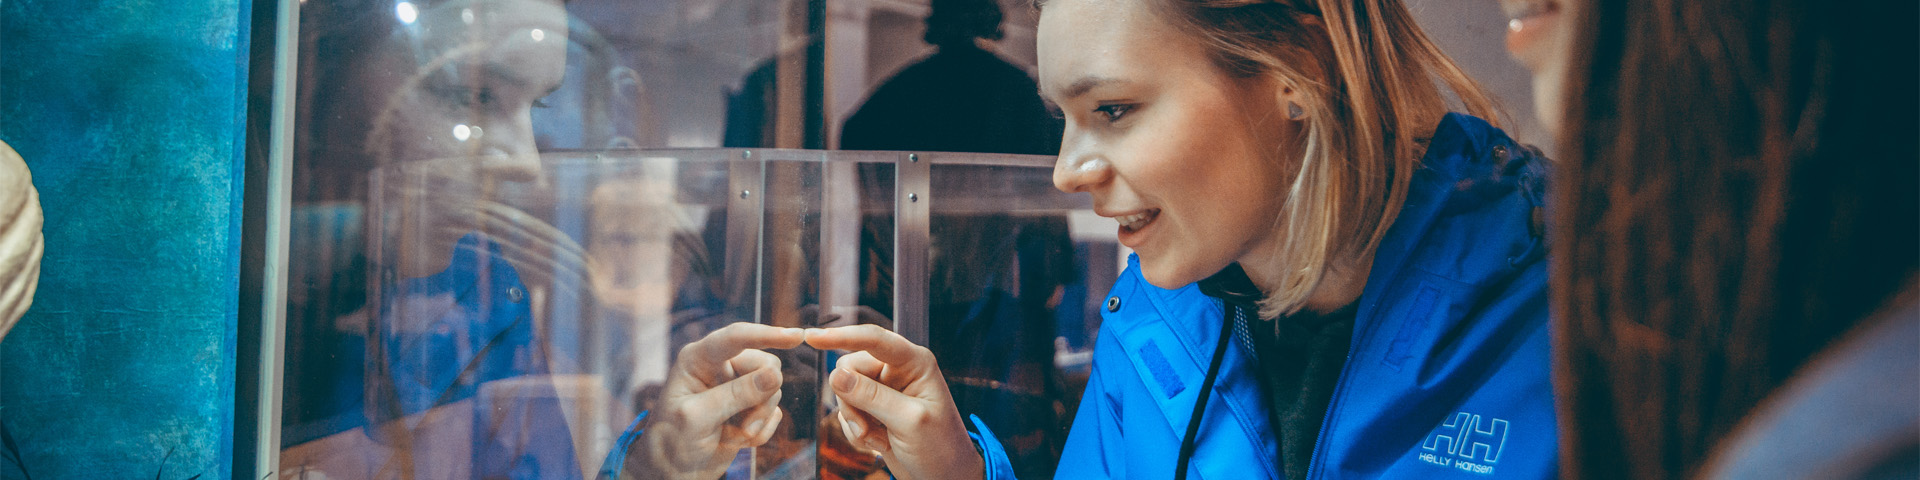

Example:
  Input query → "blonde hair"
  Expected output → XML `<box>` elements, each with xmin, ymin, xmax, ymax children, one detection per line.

<box><xmin>1157</xmin><ymin>0</ymin><xmax>1502</xmax><ymax>317</ymax></box>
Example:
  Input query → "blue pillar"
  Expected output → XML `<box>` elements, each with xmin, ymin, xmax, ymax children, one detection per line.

<box><xmin>0</xmin><ymin>0</ymin><xmax>250</xmax><ymax>478</ymax></box>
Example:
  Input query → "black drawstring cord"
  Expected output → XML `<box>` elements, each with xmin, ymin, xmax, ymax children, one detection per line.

<box><xmin>1175</xmin><ymin>302</ymin><xmax>1239</xmax><ymax>480</ymax></box>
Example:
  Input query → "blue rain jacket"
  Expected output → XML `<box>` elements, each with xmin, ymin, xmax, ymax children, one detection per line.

<box><xmin>975</xmin><ymin>113</ymin><xmax>1556</xmax><ymax>479</ymax></box>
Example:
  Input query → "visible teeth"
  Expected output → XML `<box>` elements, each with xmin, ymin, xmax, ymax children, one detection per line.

<box><xmin>1116</xmin><ymin>211</ymin><xmax>1153</xmax><ymax>230</ymax></box>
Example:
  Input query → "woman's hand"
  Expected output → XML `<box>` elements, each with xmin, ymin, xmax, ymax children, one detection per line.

<box><xmin>635</xmin><ymin>322</ymin><xmax>806</xmax><ymax>479</ymax></box>
<box><xmin>804</xmin><ymin>325</ymin><xmax>984</xmax><ymax>480</ymax></box>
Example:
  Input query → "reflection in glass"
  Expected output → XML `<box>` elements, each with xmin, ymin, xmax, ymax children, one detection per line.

<box><xmin>276</xmin><ymin>0</ymin><xmax>1104</xmax><ymax>477</ymax></box>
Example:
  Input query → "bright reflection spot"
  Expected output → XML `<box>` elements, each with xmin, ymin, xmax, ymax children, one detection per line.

<box><xmin>396</xmin><ymin>2</ymin><xmax>418</xmax><ymax>24</ymax></box>
<box><xmin>530</xmin><ymin>29</ymin><xmax>546</xmax><ymax>42</ymax></box>
<box><xmin>461</xmin><ymin>8</ymin><xmax>475</xmax><ymax>24</ymax></box>
<box><xmin>453</xmin><ymin>124</ymin><xmax>471</xmax><ymax>141</ymax></box>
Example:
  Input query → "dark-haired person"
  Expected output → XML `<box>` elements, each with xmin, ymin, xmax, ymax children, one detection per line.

<box><xmin>1500</xmin><ymin>0</ymin><xmax>1919</xmax><ymax>478</ymax></box>
<box><xmin>804</xmin><ymin>0</ymin><xmax>1562</xmax><ymax>478</ymax></box>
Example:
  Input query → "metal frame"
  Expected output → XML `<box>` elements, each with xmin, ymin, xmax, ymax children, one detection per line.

<box><xmin>244</xmin><ymin>0</ymin><xmax>300</xmax><ymax>477</ymax></box>
<box><xmin>892</xmin><ymin>152</ymin><xmax>932</xmax><ymax>346</ymax></box>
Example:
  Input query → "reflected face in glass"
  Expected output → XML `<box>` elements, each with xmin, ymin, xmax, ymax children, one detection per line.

<box><xmin>360</xmin><ymin>0</ymin><xmax>567</xmax><ymax>173</ymax></box>
<box><xmin>1500</xmin><ymin>0</ymin><xmax>1576</xmax><ymax>131</ymax></box>
<box><xmin>1038</xmin><ymin>0</ymin><xmax>1296</xmax><ymax>289</ymax></box>
<box><xmin>353</xmin><ymin>0</ymin><xmax>569</xmax><ymax>276</ymax></box>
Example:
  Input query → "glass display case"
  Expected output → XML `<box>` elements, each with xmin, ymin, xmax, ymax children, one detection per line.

<box><xmin>274</xmin><ymin>149</ymin><xmax>1112</xmax><ymax>479</ymax></box>
<box><xmin>272</xmin><ymin>0</ymin><xmax>1097</xmax><ymax>476</ymax></box>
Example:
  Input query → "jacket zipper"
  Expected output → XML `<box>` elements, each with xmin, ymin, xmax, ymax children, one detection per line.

<box><xmin>1303</xmin><ymin>320</ymin><xmax>1363</xmax><ymax>480</ymax></box>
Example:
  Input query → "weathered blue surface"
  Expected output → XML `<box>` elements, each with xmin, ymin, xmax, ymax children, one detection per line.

<box><xmin>0</xmin><ymin>0</ymin><xmax>249</xmax><ymax>478</ymax></box>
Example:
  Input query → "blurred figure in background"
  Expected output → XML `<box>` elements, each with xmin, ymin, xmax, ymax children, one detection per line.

<box><xmin>1500</xmin><ymin>0</ymin><xmax>1920</xmax><ymax>478</ymax></box>
<box><xmin>839</xmin><ymin>0</ymin><xmax>1075</xmax><ymax>477</ymax></box>
<box><xmin>839</xmin><ymin>0</ymin><xmax>1061</xmax><ymax>155</ymax></box>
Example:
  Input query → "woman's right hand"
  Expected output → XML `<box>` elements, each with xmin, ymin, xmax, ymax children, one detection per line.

<box><xmin>804</xmin><ymin>325</ymin><xmax>985</xmax><ymax>480</ymax></box>
<box><xmin>633</xmin><ymin>322</ymin><xmax>806</xmax><ymax>479</ymax></box>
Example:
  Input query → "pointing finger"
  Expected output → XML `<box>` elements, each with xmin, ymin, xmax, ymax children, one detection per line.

<box><xmin>804</xmin><ymin>324</ymin><xmax>930</xmax><ymax>369</ymax></box>
<box><xmin>679</xmin><ymin>322</ymin><xmax>805</xmax><ymax>383</ymax></box>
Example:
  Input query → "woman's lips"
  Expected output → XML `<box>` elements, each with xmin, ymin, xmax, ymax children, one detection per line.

<box><xmin>1500</xmin><ymin>0</ymin><xmax>1560</xmax><ymax>23</ymax></box>
<box><xmin>1503</xmin><ymin>0</ymin><xmax>1561</xmax><ymax>69</ymax></box>
<box><xmin>1115</xmin><ymin>209</ymin><xmax>1159</xmax><ymax>248</ymax></box>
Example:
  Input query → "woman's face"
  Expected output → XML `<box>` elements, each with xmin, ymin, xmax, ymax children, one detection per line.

<box><xmin>1039</xmin><ymin>0</ymin><xmax>1298</xmax><ymax>289</ymax></box>
<box><xmin>1501</xmin><ymin>0</ymin><xmax>1577</xmax><ymax>131</ymax></box>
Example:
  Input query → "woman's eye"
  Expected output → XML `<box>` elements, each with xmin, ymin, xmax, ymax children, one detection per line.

<box><xmin>1094</xmin><ymin>104</ymin><xmax>1134</xmax><ymax>123</ymax></box>
<box><xmin>432</xmin><ymin>86</ymin><xmax>504</xmax><ymax>110</ymax></box>
<box><xmin>472</xmin><ymin>88</ymin><xmax>498</xmax><ymax>107</ymax></box>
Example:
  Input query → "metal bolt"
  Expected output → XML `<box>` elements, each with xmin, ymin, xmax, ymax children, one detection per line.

<box><xmin>741</xmin><ymin>190</ymin><xmax>751</xmax><ymax>199</ymax></box>
<box><xmin>908</xmin><ymin>153</ymin><xmax>919</xmax><ymax>163</ymax></box>
<box><xmin>743</xmin><ymin>150</ymin><xmax>753</xmax><ymax>159</ymax></box>
<box><xmin>908</xmin><ymin>193</ymin><xmax>919</xmax><ymax>202</ymax></box>
<box><xmin>508</xmin><ymin>286</ymin><xmax>527</xmax><ymax>303</ymax></box>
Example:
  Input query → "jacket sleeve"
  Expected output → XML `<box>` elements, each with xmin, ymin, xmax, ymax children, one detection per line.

<box><xmin>967</xmin><ymin>414</ymin><xmax>1019</xmax><ymax>480</ymax></box>
<box><xmin>1054</xmin><ymin>327</ymin><xmax>1125</xmax><ymax>479</ymax></box>
<box><xmin>600</xmin><ymin>411</ymin><xmax>649</xmax><ymax>479</ymax></box>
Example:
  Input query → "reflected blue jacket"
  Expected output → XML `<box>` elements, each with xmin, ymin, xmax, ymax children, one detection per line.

<box><xmin>377</xmin><ymin>233</ymin><xmax>582</xmax><ymax>480</ymax></box>
<box><xmin>974</xmin><ymin>113</ymin><xmax>1556</xmax><ymax>479</ymax></box>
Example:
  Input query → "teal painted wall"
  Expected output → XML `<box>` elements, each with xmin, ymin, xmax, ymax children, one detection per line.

<box><xmin>0</xmin><ymin>0</ymin><xmax>250</xmax><ymax>478</ymax></box>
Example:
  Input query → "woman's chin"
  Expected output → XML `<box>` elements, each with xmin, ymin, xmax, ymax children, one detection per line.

<box><xmin>1138</xmin><ymin>259</ymin><xmax>1210</xmax><ymax>290</ymax></box>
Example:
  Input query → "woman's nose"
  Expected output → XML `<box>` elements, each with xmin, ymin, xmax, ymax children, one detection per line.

<box><xmin>1053</xmin><ymin>151</ymin><xmax>1113</xmax><ymax>194</ymax></box>
<box><xmin>471</xmin><ymin>123</ymin><xmax>542</xmax><ymax>185</ymax></box>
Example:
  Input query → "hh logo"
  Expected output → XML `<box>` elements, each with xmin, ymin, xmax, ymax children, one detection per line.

<box><xmin>1418</xmin><ymin>412</ymin><xmax>1509</xmax><ymax>474</ymax></box>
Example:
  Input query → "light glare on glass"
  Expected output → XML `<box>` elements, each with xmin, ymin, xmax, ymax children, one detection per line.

<box><xmin>531</xmin><ymin>29</ymin><xmax>546</xmax><ymax>42</ymax></box>
<box><xmin>461</xmin><ymin>8</ymin><xmax>475</xmax><ymax>24</ymax></box>
<box><xmin>453</xmin><ymin>124</ymin><xmax>471</xmax><ymax>141</ymax></box>
<box><xmin>396</xmin><ymin>2</ymin><xmax>418</xmax><ymax>24</ymax></box>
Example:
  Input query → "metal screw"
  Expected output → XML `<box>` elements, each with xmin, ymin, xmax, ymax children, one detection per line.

<box><xmin>908</xmin><ymin>153</ymin><xmax>919</xmax><ymax>163</ymax></box>
<box><xmin>508</xmin><ymin>286</ymin><xmax>527</xmax><ymax>303</ymax></box>
<box><xmin>907</xmin><ymin>193</ymin><xmax>919</xmax><ymax>202</ymax></box>
<box><xmin>741</xmin><ymin>190</ymin><xmax>751</xmax><ymax>199</ymax></box>
<box><xmin>743</xmin><ymin>150</ymin><xmax>753</xmax><ymax>159</ymax></box>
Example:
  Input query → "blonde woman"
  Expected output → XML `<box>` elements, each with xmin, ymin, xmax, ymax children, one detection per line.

<box><xmin>803</xmin><ymin>0</ymin><xmax>1557</xmax><ymax>478</ymax></box>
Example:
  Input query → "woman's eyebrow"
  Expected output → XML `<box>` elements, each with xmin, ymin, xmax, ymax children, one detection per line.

<box><xmin>1043</xmin><ymin>76</ymin><xmax>1125</xmax><ymax>103</ymax></box>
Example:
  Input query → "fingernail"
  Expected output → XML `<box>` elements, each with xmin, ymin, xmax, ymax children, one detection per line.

<box><xmin>784</xmin><ymin>328</ymin><xmax>803</xmax><ymax>337</ymax></box>
<box><xmin>805</xmin><ymin>328</ymin><xmax>827</xmax><ymax>337</ymax></box>
<box><xmin>747</xmin><ymin>419</ymin><xmax>765</xmax><ymax>434</ymax></box>
<box><xmin>755</xmin><ymin>369</ymin><xmax>779</xmax><ymax>392</ymax></box>
<box><xmin>831</xmin><ymin>369</ymin><xmax>853</xmax><ymax>392</ymax></box>
<box><xmin>845</xmin><ymin>417</ymin><xmax>863</xmax><ymax>439</ymax></box>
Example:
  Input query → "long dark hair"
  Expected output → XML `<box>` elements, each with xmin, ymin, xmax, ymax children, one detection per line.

<box><xmin>1550</xmin><ymin>1</ymin><xmax>1919</xmax><ymax>478</ymax></box>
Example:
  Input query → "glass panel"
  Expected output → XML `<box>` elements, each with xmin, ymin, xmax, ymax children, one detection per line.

<box><xmin>281</xmin><ymin>0</ymin><xmax>816</xmax><ymax>475</ymax></box>
<box><xmin>923</xmin><ymin>154</ymin><xmax>1106</xmax><ymax>479</ymax></box>
<box><xmin>812</xmin><ymin>153</ymin><xmax>898</xmax><ymax>480</ymax></box>
<box><xmin>750</xmin><ymin>150</ymin><xmax>824</xmax><ymax>476</ymax></box>
<box><xmin>280</xmin><ymin>151</ymin><xmax>747</xmax><ymax>478</ymax></box>
<box><xmin>277</xmin><ymin>145</ymin><xmax>1097</xmax><ymax>479</ymax></box>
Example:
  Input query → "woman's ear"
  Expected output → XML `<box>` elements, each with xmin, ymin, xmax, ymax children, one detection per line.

<box><xmin>1281</xmin><ymin>85</ymin><xmax>1307</xmax><ymax>121</ymax></box>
